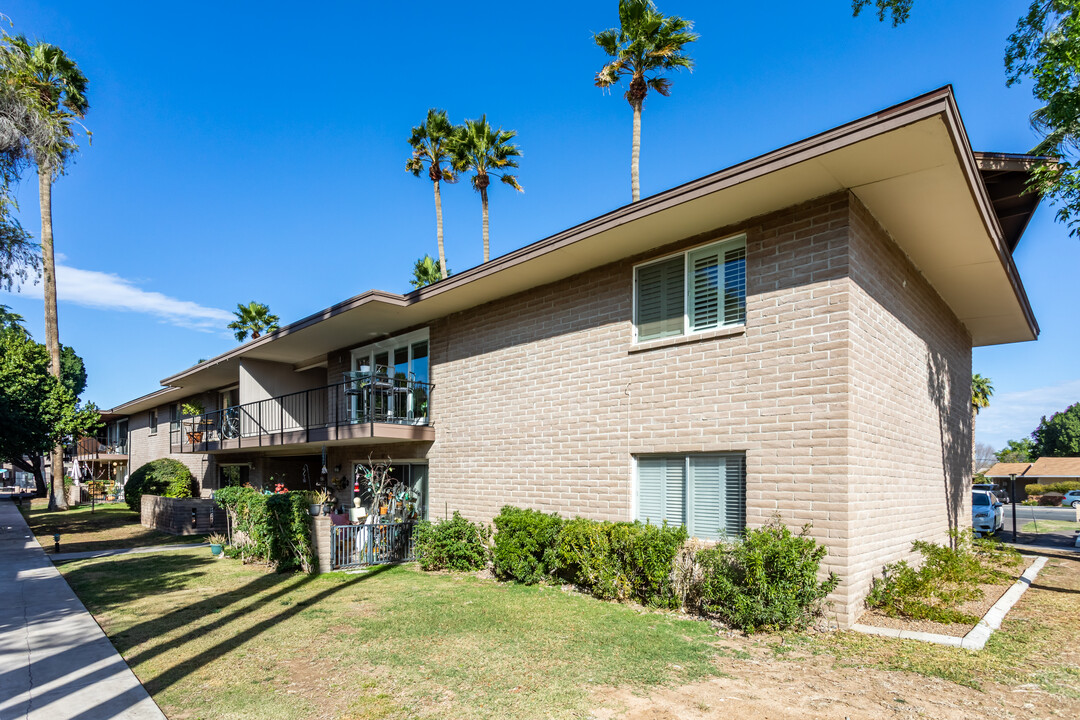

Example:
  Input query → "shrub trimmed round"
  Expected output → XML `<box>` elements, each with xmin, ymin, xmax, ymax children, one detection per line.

<box><xmin>492</xmin><ymin>506</ymin><xmax>564</xmax><ymax>583</ymax></box>
<box><xmin>125</xmin><ymin>458</ymin><xmax>196</xmax><ymax>511</ymax></box>
<box><xmin>414</xmin><ymin>512</ymin><xmax>491</xmax><ymax>571</ymax></box>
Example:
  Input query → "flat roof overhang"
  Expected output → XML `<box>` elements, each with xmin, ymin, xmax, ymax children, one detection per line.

<box><xmin>132</xmin><ymin>86</ymin><xmax>1036</xmax><ymax>403</ymax></box>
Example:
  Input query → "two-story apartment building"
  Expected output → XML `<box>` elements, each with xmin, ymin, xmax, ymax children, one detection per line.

<box><xmin>103</xmin><ymin>87</ymin><xmax>1042</xmax><ymax>626</ymax></box>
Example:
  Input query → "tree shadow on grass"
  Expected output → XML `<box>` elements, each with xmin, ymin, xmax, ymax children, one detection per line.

<box><xmin>22</xmin><ymin>561</ymin><xmax>393</xmax><ymax>720</ymax></box>
<box><xmin>59</xmin><ymin>552</ymin><xmax>218</xmax><ymax>613</ymax></box>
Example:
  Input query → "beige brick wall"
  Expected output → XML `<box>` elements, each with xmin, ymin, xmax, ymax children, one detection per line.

<box><xmin>131</xmin><ymin>191</ymin><xmax>974</xmax><ymax>627</ymax></box>
<box><xmin>126</xmin><ymin>392</ymin><xmax>219</xmax><ymax>497</ymax></box>
<box><xmin>842</xmin><ymin>195</ymin><xmax>972</xmax><ymax>623</ymax></box>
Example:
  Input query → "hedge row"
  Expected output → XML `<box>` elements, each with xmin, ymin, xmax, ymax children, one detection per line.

<box><xmin>214</xmin><ymin>486</ymin><xmax>315</xmax><ymax>572</ymax></box>
<box><xmin>413</xmin><ymin>505</ymin><xmax>838</xmax><ymax>632</ymax></box>
<box><xmin>1025</xmin><ymin>481</ymin><xmax>1080</xmax><ymax>496</ymax></box>
<box><xmin>124</xmin><ymin>459</ymin><xmax>196</xmax><ymax>512</ymax></box>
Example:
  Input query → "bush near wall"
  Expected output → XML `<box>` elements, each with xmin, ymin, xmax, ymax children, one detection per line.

<box><xmin>414</xmin><ymin>512</ymin><xmax>491</xmax><ymax>571</ymax></box>
<box><xmin>214</xmin><ymin>486</ymin><xmax>314</xmax><ymax>573</ymax></box>
<box><xmin>1038</xmin><ymin>493</ymin><xmax>1066</xmax><ymax>506</ymax></box>
<box><xmin>694</xmin><ymin>520</ymin><xmax>839</xmax><ymax>633</ymax></box>
<box><xmin>125</xmin><ymin>459</ymin><xmax>196</xmax><ymax>512</ymax></box>
<box><xmin>555</xmin><ymin>518</ymin><xmax>688</xmax><ymax>609</ymax></box>
<box><xmin>492</xmin><ymin>506</ymin><xmax>564</xmax><ymax>583</ymax></box>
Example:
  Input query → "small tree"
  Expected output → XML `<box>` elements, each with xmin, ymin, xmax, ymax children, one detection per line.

<box><xmin>228</xmin><ymin>301</ymin><xmax>280</xmax><ymax>342</ymax></box>
<box><xmin>995</xmin><ymin>438</ymin><xmax>1035</xmax><ymax>464</ymax></box>
<box><xmin>409</xmin><ymin>255</ymin><xmax>448</xmax><ymax>289</ymax></box>
<box><xmin>1032</xmin><ymin>402</ymin><xmax>1080</xmax><ymax>457</ymax></box>
<box><xmin>0</xmin><ymin>328</ymin><xmax>99</xmax><ymax>494</ymax></box>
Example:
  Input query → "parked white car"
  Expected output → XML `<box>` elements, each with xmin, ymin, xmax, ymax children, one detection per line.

<box><xmin>1062</xmin><ymin>490</ymin><xmax>1080</xmax><ymax>509</ymax></box>
<box><xmin>972</xmin><ymin>490</ymin><xmax>1004</xmax><ymax>536</ymax></box>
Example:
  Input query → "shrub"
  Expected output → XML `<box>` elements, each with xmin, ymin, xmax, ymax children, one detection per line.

<box><xmin>491</xmin><ymin>506</ymin><xmax>564</xmax><ymax>583</ymax></box>
<box><xmin>414</xmin><ymin>511</ymin><xmax>491</xmax><ymax>571</ymax></box>
<box><xmin>214</xmin><ymin>485</ymin><xmax>314</xmax><ymax>572</ymax></box>
<box><xmin>555</xmin><ymin>518</ymin><xmax>688</xmax><ymax>608</ymax></box>
<box><xmin>1046</xmin><ymin>481</ymin><xmax>1080</xmax><ymax>494</ymax></box>
<box><xmin>1038</xmin><ymin>492</ymin><xmax>1065</xmax><ymax>506</ymax></box>
<box><xmin>1026</xmin><ymin>481</ymin><xmax>1080</xmax><ymax>497</ymax></box>
<box><xmin>696</xmin><ymin>519</ymin><xmax>838</xmax><ymax>633</ymax></box>
<box><xmin>866</xmin><ymin>530</ymin><xmax>1021</xmax><ymax>624</ymax></box>
<box><xmin>125</xmin><ymin>458</ymin><xmax>196</xmax><ymax>511</ymax></box>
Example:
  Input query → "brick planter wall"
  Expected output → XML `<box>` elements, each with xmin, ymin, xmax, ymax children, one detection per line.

<box><xmin>141</xmin><ymin>494</ymin><xmax>227</xmax><ymax>535</ymax></box>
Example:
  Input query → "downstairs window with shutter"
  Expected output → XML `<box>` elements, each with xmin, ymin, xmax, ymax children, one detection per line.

<box><xmin>636</xmin><ymin>454</ymin><xmax>746</xmax><ymax>540</ymax></box>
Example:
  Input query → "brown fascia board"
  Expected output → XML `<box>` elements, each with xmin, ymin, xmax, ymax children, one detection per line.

<box><xmin>161</xmin><ymin>85</ymin><xmax>1037</xmax><ymax>387</ymax></box>
<box><xmin>109</xmin><ymin>386</ymin><xmax>184</xmax><ymax>415</ymax></box>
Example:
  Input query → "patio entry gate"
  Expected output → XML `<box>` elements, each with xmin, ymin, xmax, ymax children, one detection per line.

<box><xmin>330</xmin><ymin>522</ymin><xmax>417</xmax><ymax>569</ymax></box>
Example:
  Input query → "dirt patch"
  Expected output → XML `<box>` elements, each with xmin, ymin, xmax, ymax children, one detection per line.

<box><xmin>591</xmin><ymin>654</ymin><xmax>1080</xmax><ymax>720</ymax></box>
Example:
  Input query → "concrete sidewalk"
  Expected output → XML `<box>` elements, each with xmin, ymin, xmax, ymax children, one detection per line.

<box><xmin>0</xmin><ymin>497</ymin><xmax>167</xmax><ymax>720</ymax></box>
<box><xmin>52</xmin><ymin>543</ymin><xmax>210</xmax><ymax>562</ymax></box>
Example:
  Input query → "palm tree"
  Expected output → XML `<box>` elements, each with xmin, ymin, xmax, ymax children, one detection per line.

<box><xmin>0</xmin><ymin>36</ymin><xmax>88</xmax><ymax>511</ymax></box>
<box><xmin>410</xmin><ymin>255</ymin><xmax>448</xmax><ymax>289</ymax></box>
<box><xmin>406</xmin><ymin>109</ymin><xmax>457</xmax><ymax>280</ymax></box>
<box><xmin>971</xmin><ymin>373</ymin><xmax>994</xmax><ymax>473</ymax></box>
<box><xmin>452</xmin><ymin>116</ymin><xmax>522</xmax><ymax>263</ymax></box>
<box><xmin>594</xmin><ymin>0</ymin><xmax>697</xmax><ymax>203</ymax></box>
<box><xmin>0</xmin><ymin>303</ymin><xmax>26</xmax><ymax>334</ymax></box>
<box><xmin>228</xmin><ymin>301</ymin><xmax>280</xmax><ymax>342</ymax></box>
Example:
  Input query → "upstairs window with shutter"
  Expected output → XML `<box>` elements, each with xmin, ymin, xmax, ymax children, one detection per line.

<box><xmin>635</xmin><ymin>454</ymin><xmax>746</xmax><ymax>541</ymax></box>
<box><xmin>634</xmin><ymin>235</ymin><xmax>746</xmax><ymax>342</ymax></box>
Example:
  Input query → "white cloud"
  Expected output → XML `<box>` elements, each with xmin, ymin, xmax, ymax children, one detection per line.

<box><xmin>975</xmin><ymin>378</ymin><xmax>1080</xmax><ymax>449</ymax></box>
<box><xmin>4</xmin><ymin>263</ymin><xmax>233</xmax><ymax>332</ymax></box>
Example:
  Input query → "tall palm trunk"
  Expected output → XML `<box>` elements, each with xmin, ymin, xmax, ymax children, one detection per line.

<box><xmin>433</xmin><ymin>180</ymin><xmax>447</xmax><ymax>280</ymax></box>
<box><xmin>39</xmin><ymin>164</ymin><xmax>67</xmax><ymax>510</ymax></box>
<box><xmin>480</xmin><ymin>185</ymin><xmax>490</xmax><ymax>263</ymax></box>
<box><xmin>631</xmin><ymin>102</ymin><xmax>642</xmax><ymax>203</ymax></box>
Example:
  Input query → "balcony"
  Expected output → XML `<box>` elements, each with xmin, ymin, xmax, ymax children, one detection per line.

<box><xmin>74</xmin><ymin>437</ymin><xmax>128</xmax><ymax>461</ymax></box>
<box><xmin>170</xmin><ymin>373</ymin><xmax>434</xmax><ymax>454</ymax></box>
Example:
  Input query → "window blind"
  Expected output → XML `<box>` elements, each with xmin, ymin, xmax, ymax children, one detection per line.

<box><xmin>635</xmin><ymin>257</ymin><xmax>685</xmax><ymax>341</ymax></box>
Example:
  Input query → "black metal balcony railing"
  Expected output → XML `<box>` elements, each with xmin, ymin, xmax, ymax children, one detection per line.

<box><xmin>169</xmin><ymin>374</ymin><xmax>433</xmax><ymax>452</ymax></box>
<box><xmin>74</xmin><ymin>437</ymin><xmax>128</xmax><ymax>457</ymax></box>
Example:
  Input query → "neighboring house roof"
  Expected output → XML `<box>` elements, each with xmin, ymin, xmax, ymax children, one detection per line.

<box><xmin>983</xmin><ymin>462</ymin><xmax>1033</xmax><ymax>478</ymax></box>
<box><xmin>109</xmin><ymin>85</ymin><xmax>1043</xmax><ymax>410</ymax></box>
<box><xmin>1026</xmin><ymin>457</ymin><xmax>1080</xmax><ymax>477</ymax></box>
<box><xmin>983</xmin><ymin>458</ymin><xmax>1080</xmax><ymax>478</ymax></box>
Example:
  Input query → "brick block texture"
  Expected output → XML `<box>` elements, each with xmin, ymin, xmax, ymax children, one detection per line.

<box><xmin>133</xmin><ymin>191</ymin><xmax>973</xmax><ymax>626</ymax></box>
<box><xmin>141</xmin><ymin>495</ymin><xmax>227</xmax><ymax>535</ymax></box>
<box><xmin>420</xmin><ymin>191</ymin><xmax>971</xmax><ymax>627</ymax></box>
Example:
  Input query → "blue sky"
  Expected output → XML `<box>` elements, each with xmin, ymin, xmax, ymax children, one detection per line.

<box><xmin>0</xmin><ymin>1</ymin><xmax>1076</xmax><ymax>451</ymax></box>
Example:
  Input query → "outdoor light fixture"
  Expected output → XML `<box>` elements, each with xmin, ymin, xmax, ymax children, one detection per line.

<box><xmin>53</xmin><ymin>533</ymin><xmax>60</xmax><ymax>553</ymax></box>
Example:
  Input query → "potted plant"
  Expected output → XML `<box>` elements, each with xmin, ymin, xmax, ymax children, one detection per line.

<box><xmin>182</xmin><ymin>400</ymin><xmax>205</xmax><ymax>443</ymax></box>
<box><xmin>209</xmin><ymin>532</ymin><xmax>227</xmax><ymax>558</ymax></box>
<box><xmin>309</xmin><ymin>489</ymin><xmax>331</xmax><ymax>516</ymax></box>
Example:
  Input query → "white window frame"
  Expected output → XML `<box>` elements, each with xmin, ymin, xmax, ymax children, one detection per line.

<box><xmin>633</xmin><ymin>453</ymin><xmax>746</xmax><ymax>540</ymax></box>
<box><xmin>148</xmin><ymin>409</ymin><xmax>158</xmax><ymax>435</ymax></box>
<box><xmin>349</xmin><ymin>327</ymin><xmax>430</xmax><ymax>379</ymax></box>
<box><xmin>632</xmin><ymin>234</ymin><xmax>747</xmax><ymax>343</ymax></box>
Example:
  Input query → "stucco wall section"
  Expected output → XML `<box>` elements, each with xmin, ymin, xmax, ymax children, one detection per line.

<box><xmin>844</xmin><ymin>195</ymin><xmax>973</xmax><ymax>623</ymax></box>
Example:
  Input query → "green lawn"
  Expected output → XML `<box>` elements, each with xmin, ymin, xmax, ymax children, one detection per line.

<box><xmin>18</xmin><ymin>500</ymin><xmax>206</xmax><ymax>554</ymax></box>
<box><xmin>1020</xmin><ymin>519</ymin><xmax>1080</xmax><ymax>534</ymax></box>
<box><xmin>59</xmin><ymin>552</ymin><xmax>722</xmax><ymax>720</ymax></box>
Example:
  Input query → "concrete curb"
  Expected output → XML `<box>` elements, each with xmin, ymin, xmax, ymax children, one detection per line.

<box><xmin>852</xmin><ymin>555</ymin><xmax>1049</xmax><ymax>651</ymax></box>
<box><xmin>51</xmin><ymin>543</ymin><xmax>211</xmax><ymax>561</ymax></box>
